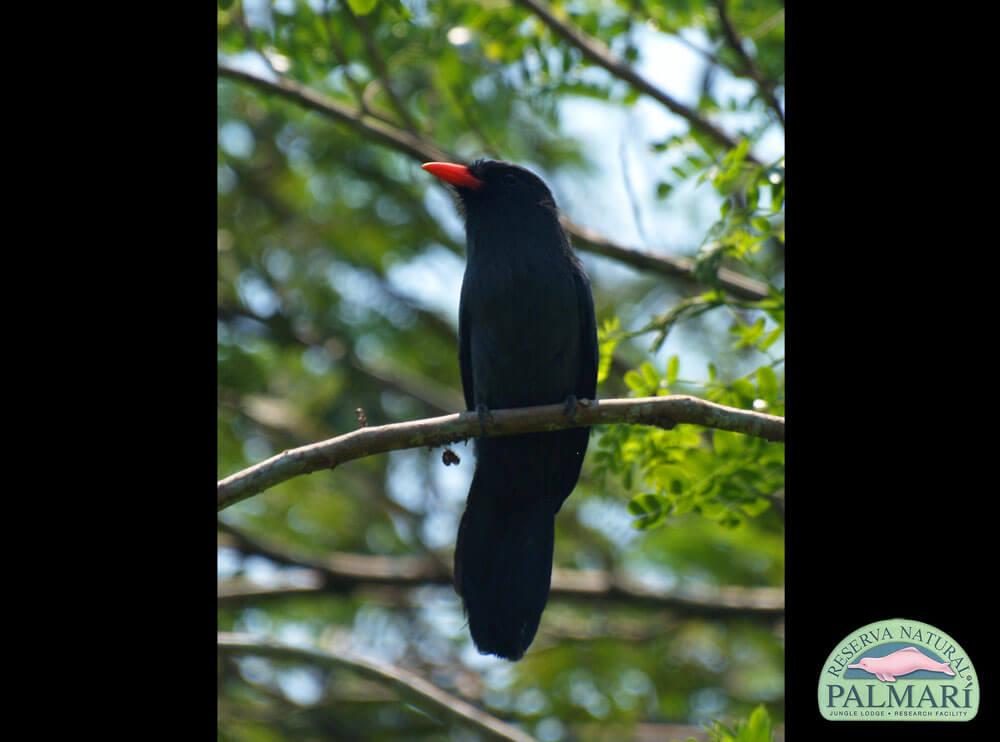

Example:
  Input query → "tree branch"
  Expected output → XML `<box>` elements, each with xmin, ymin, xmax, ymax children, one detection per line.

<box><xmin>512</xmin><ymin>0</ymin><xmax>760</xmax><ymax>164</ymax></box>
<box><xmin>341</xmin><ymin>1</ymin><xmax>419</xmax><ymax>133</ymax></box>
<box><xmin>564</xmin><ymin>219</ymin><xmax>768</xmax><ymax>300</ymax></box>
<box><xmin>320</xmin><ymin>5</ymin><xmax>378</xmax><ymax>119</ymax></box>
<box><xmin>714</xmin><ymin>0</ymin><xmax>784</xmax><ymax>125</ymax></box>
<box><xmin>218</xmin><ymin>62</ymin><xmax>450</xmax><ymax>163</ymax></box>
<box><xmin>216</xmin><ymin>62</ymin><xmax>770</xmax><ymax>301</ymax></box>
<box><xmin>218</xmin><ymin>395</ymin><xmax>783</xmax><ymax>510</ymax></box>
<box><xmin>217</xmin><ymin>522</ymin><xmax>785</xmax><ymax>617</ymax></box>
<box><xmin>218</xmin><ymin>633</ymin><xmax>537</xmax><ymax>742</ymax></box>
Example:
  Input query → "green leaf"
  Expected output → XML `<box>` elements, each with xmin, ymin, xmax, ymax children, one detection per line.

<box><xmin>731</xmin><ymin>317</ymin><xmax>766</xmax><ymax>348</ymax></box>
<box><xmin>622</xmin><ymin>465</ymin><xmax>633</xmax><ymax>490</ymax></box>
<box><xmin>346</xmin><ymin>0</ymin><xmax>378</xmax><ymax>15</ymax></box>
<box><xmin>757</xmin><ymin>366</ymin><xmax>778</xmax><ymax>401</ymax></box>
<box><xmin>700</xmin><ymin>500</ymin><xmax>728</xmax><ymax>520</ymax></box>
<box><xmin>627</xmin><ymin>493</ymin><xmax>669</xmax><ymax>530</ymax></box>
<box><xmin>743</xmin><ymin>704</ymin><xmax>773</xmax><ymax>742</ymax></box>
<box><xmin>640</xmin><ymin>361</ymin><xmax>659</xmax><ymax>391</ymax></box>
<box><xmin>740</xmin><ymin>497</ymin><xmax>772</xmax><ymax>517</ymax></box>
<box><xmin>731</xmin><ymin>378</ymin><xmax>756</xmax><ymax>401</ymax></box>
<box><xmin>597</xmin><ymin>317</ymin><xmax>621</xmax><ymax>384</ymax></box>
<box><xmin>666</xmin><ymin>355</ymin><xmax>679</xmax><ymax>386</ymax></box>
<box><xmin>759</xmin><ymin>325</ymin><xmax>783</xmax><ymax>350</ymax></box>
<box><xmin>624</xmin><ymin>370</ymin><xmax>645</xmax><ymax>393</ymax></box>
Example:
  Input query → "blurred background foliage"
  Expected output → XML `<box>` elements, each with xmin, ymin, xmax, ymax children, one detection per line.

<box><xmin>218</xmin><ymin>0</ymin><xmax>784</xmax><ymax>739</ymax></box>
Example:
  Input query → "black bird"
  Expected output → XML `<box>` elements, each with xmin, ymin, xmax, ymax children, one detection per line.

<box><xmin>422</xmin><ymin>159</ymin><xmax>598</xmax><ymax>660</ymax></box>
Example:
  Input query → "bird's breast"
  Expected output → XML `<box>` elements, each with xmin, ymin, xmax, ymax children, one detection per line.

<box><xmin>463</xmin><ymin>251</ymin><xmax>581</xmax><ymax>408</ymax></box>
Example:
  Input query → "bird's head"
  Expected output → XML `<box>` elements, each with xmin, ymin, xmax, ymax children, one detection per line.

<box><xmin>421</xmin><ymin>159</ymin><xmax>558</xmax><ymax>217</ymax></box>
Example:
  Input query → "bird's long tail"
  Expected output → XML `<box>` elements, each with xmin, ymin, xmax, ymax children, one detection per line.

<box><xmin>453</xmin><ymin>434</ymin><xmax>560</xmax><ymax>661</ymax></box>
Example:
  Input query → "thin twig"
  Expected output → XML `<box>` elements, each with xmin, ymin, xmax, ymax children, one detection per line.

<box><xmin>714</xmin><ymin>0</ymin><xmax>784</xmax><ymax>125</ymax></box>
<box><xmin>218</xmin><ymin>62</ymin><xmax>449</xmax><ymax>163</ymax></box>
<box><xmin>235</xmin><ymin>3</ymin><xmax>278</xmax><ymax>77</ymax></box>
<box><xmin>320</xmin><ymin>3</ymin><xmax>376</xmax><ymax>118</ymax></box>
<box><xmin>341</xmin><ymin>1</ymin><xmax>419</xmax><ymax>132</ymax></box>
<box><xmin>619</xmin><ymin>132</ymin><xmax>650</xmax><ymax>249</ymax></box>
<box><xmin>512</xmin><ymin>0</ymin><xmax>760</xmax><ymax>164</ymax></box>
<box><xmin>444</xmin><ymin>82</ymin><xmax>502</xmax><ymax>159</ymax></box>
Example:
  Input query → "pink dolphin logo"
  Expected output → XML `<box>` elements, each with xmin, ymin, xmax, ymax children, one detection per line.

<box><xmin>848</xmin><ymin>647</ymin><xmax>955</xmax><ymax>682</ymax></box>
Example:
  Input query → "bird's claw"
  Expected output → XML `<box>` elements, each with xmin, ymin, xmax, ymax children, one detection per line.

<box><xmin>563</xmin><ymin>395</ymin><xmax>580</xmax><ymax>423</ymax></box>
<box><xmin>475</xmin><ymin>403</ymin><xmax>494</xmax><ymax>435</ymax></box>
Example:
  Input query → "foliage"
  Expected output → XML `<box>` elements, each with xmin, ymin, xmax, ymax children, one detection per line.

<box><xmin>701</xmin><ymin>704</ymin><xmax>774</xmax><ymax>742</ymax></box>
<box><xmin>218</xmin><ymin>0</ymin><xmax>784</xmax><ymax>739</ymax></box>
<box><xmin>596</xmin><ymin>345</ymin><xmax>783</xmax><ymax>532</ymax></box>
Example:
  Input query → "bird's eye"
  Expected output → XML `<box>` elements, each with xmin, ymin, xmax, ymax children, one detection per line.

<box><xmin>503</xmin><ymin>173</ymin><xmax>517</xmax><ymax>185</ymax></box>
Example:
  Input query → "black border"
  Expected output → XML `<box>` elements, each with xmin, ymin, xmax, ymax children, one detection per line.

<box><xmin>786</xmin><ymin>1</ymin><xmax>988</xmax><ymax>738</ymax></box>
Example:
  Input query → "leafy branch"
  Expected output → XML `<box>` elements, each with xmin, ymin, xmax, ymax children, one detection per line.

<box><xmin>593</xmin><ymin>358</ymin><xmax>784</xmax><ymax>531</ymax></box>
<box><xmin>216</xmin><ymin>62</ymin><xmax>769</xmax><ymax>300</ymax></box>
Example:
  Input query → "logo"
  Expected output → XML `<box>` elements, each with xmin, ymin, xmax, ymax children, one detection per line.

<box><xmin>818</xmin><ymin>618</ymin><xmax>978</xmax><ymax>721</ymax></box>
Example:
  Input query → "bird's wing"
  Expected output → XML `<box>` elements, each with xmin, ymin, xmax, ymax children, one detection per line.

<box><xmin>574</xmin><ymin>266</ymin><xmax>599</xmax><ymax>400</ymax></box>
<box><xmin>458</xmin><ymin>281</ymin><xmax>476</xmax><ymax>411</ymax></box>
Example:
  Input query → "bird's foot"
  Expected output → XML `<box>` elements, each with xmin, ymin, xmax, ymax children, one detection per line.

<box><xmin>562</xmin><ymin>395</ymin><xmax>580</xmax><ymax>423</ymax></box>
<box><xmin>475</xmin><ymin>403</ymin><xmax>494</xmax><ymax>436</ymax></box>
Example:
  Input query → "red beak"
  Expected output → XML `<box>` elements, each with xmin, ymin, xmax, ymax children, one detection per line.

<box><xmin>421</xmin><ymin>162</ymin><xmax>484</xmax><ymax>190</ymax></box>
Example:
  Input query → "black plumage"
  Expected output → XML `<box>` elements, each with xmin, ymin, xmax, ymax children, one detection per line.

<box><xmin>423</xmin><ymin>159</ymin><xmax>598</xmax><ymax>660</ymax></box>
